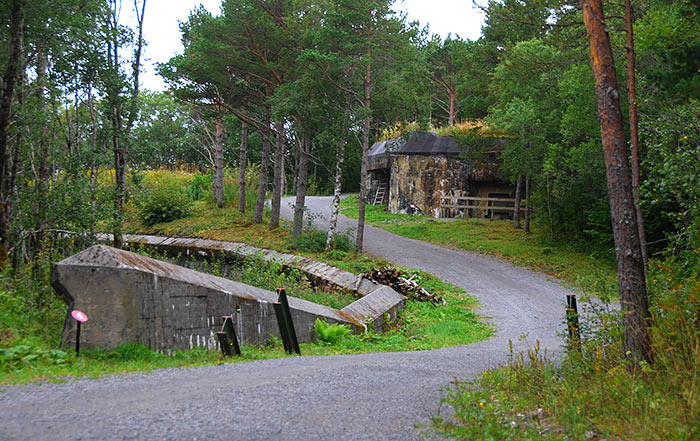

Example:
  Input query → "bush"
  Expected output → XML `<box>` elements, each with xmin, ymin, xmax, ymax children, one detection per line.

<box><xmin>186</xmin><ymin>172</ymin><xmax>212</xmax><ymax>201</ymax></box>
<box><xmin>137</xmin><ymin>183</ymin><xmax>192</xmax><ymax>226</ymax></box>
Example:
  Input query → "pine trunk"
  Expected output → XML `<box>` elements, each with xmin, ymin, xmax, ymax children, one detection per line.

<box><xmin>513</xmin><ymin>176</ymin><xmax>522</xmax><ymax>229</ymax></box>
<box><xmin>625</xmin><ymin>0</ymin><xmax>648</xmax><ymax>276</ymax></box>
<box><xmin>356</xmin><ymin>63</ymin><xmax>371</xmax><ymax>254</ymax></box>
<box><xmin>581</xmin><ymin>0</ymin><xmax>652</xmax><ymax>364</ymax></box>
<box><xmin>238</xmin><ymin>113</ymin><xmax>248</xmax><ymax>213</ymax></box>
<box><xmin>292</xmin><ymin>136</ymin><xmax>309</xmax><ymax>238</ymax></box>
<box><xmin>524</xmin><ymin>175</ymin><xmax>531</xmax><ymax>233</ymax></box>
<box><xmin>0</xmin><ymin>0</ymin><xmax>25</xmax><ymax>264</ymax></box>
<box><xmin>35</xmin><ymin>43</ymin><xmax>50</xmax><ymax>256</ymax></box>
<box><xmin>213</xmin><ymin>109</ymin><xmax>225</xmax><ymax>208</ymax></box>
<box><xmin>270</xmin><ymin>120</ymin><xmax>285</xmax><ymax>228</ymax></box>
<box><xmin>254</xmin><ymin>106</ymin><xmax>272</xmax><ymax>223</ymax></box>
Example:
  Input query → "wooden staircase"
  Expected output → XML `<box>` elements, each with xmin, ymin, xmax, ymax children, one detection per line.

<box><xmin>373</xmin><ymin>180</ymin><xmax>388</xmax><ymax>205</ymax></box>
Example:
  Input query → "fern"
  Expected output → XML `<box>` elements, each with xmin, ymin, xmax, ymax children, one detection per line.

<box><xmin>313</xmin><ymin>318</ymin><xmax>351</xmax><ymax>345</ymax></box>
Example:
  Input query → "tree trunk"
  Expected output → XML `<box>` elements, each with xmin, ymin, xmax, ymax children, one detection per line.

<box><xmin>625</xmin><ymin>0</ymin><xmax>648</xmax><ymax>277</ymax></box>
<box><xmin>292</xmin><ymin>135</ymin><xmax>309</xmax><ymax>238</ymax></box>
<box><xmin>108</xmin><ymin>12</ymin><xmax>126</xmax><ymax>250</ymax></box>
<box><xmin>270</xmin><ymin>120</ymin><xmax>285</xmax><ymax>228</ymax></box>
<box><xmin>326</xmin><ymin>140</ymin><xmax>346</xmax><ymax>251</ymax></box>
<box><xmin>213</xmin><ymin>109</ymin><xmax>225</xmax><ymax>208</ymax></box>
<box><xmin>448</xmin><ymin>88</ymin><xmax>456</xmax><ymax>126</ymax></box>
<box><xmin>238</xmin><ymin>111</ymin><xmax>248</xmax><ymax>213</ymax></box>
<box><xmin>35</xmin><ymin>42</ymin><xmax>50</xmax><ymax>256</ymax></box>
<box><xmin>0</xmin><ymin>0</ymin><xmax>25</xmax><ymax>265</ymax></box>
<box><xmin>254</xmin><ymin>105</ymin><xmax>271</xmax><ymax>223</ymax></box>
<box><xmin>524</xmin><ymin>175</ymin><xmax>531</xmax><ymax>233</ymax></box>
<box><xmin>581</xmin><ymin>0</ymin><xmax>652</xmax><ymax>364</ymax></box>
<box><xmin>513</xmin><ymin>175</ymin><xmax>522</xmax><ymax>229</ymax></box>
<box><xmin>88</xmin><ymin>90</ymin><xmax>99</xmax><ymax>214</ymax></box>
<box><xmin>356</xmin><ymin>62</ymin><xmax>371</xmax><ymax>254</ymax></box>
<box><xmin>110</xmin><ymin>0</ymin><xmax>145</xmax><ymax>249</ymax></box>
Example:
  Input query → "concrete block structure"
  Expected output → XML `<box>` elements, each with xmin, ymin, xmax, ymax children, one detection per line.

<box><xmin>52</xmin><ymin>244</ymin><xmax>405</xmax><ymax>353</ymax></box>
<box><xmin>367</xmin><ymin>131</ymin><xmax>514</xmax><ymax>218</ymax></box>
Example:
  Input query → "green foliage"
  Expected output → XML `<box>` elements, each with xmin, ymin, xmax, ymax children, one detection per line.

<box><xmin>238</xmin><ymin>257</ymin><xmax>356</xmax><ymax>310</ymax></box>
<box><xmin>636</xmin><ymin>1</ymin><xmax>700</xmax><ymax>101</ymax></box>
<box><xmin>642</xmin><ymin>99</ymin><xmax>700</xmax><ymax>256</ymax></box>
<box><xmin>0</xmin><ymin>261</ymin><xmax>67</xmax><ymax>344</ymax></box>
<box><xmin>0</xmin><ymin>344</ymin><xmax>69</xmax><ymax>371</ymax></box>
<box><xmin>435</xmin><ymin>258</ymin><xmax>700</xmax><ymax>440</ymax></box>
<box><xmin>285</xmin><ymin>210</ymin><xmax>356</xmax><ymax>253</ymax></box>
<box><xmin>313</xmin><ymin>318</ymin><xmax>351</xmax><ymax>345</ymax></box>
<box><xmin>136</xmin><ymin>182</ymin><xmax>192</xmax><ymax>226</ymax></box>
<box><xmin>286</xmin><ymin>228</ymin><xmax>355</xmax><ymax>254</ymax></box>
<box><xmin>186</xmin><ymin>172</ymin><xmax>212</xmax><ymax>201</ymax></box>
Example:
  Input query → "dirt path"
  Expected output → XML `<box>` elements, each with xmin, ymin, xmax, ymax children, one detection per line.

<box><xmin>0</xmin><ymin>197</ymin><xmax>571</xmax><ymax>441</ymax></box>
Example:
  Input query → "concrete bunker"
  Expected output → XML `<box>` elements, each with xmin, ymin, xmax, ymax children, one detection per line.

<box><xmin>52</xmin><ymin>241</ymin><xmax>404</xmax><ymax>353</ymax></box>
<box><xmin>367</xmin><ymin>131</ymin><xmax>517</xmax><ymax>219</ymax></box>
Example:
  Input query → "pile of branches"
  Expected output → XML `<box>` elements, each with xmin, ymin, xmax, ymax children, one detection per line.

<box><xmin>361</xmin><ymin>267</ymin><xmax>445</xmax><ymax>305</ymax></box>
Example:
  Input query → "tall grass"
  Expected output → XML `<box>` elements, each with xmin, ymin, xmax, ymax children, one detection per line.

<box><xmin>434</xmin><ymin>257</ymin><xmax>699</xmax><ymax>440</ymax></box>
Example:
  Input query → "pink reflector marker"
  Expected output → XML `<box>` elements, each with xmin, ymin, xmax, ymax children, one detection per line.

<box><xmin>71</xmin><ymin>310</ymin><xmax>88</xmax><ymax>322</ymax></box>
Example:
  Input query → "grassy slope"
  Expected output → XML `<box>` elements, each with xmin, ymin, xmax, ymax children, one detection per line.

<box><xmin>340</xmin><ymin>196</ymin><xmax>618</xmax><ymax>300</ymax></box>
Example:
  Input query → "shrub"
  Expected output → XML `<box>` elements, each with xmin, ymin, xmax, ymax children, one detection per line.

<box><xmin>137</xmin><ymin>183</ymin><xmax>191</xmax><ymax>226</ymax></box>
<box><xmin>186</xmin><ymin>172</ymin><xmax>212</xmax><ymax>201</ymax></box>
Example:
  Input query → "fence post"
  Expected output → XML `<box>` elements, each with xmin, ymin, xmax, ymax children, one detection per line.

<box><xmin>566</xmin><ymin>294</ymin><xmax>580</xmax><ymax>344</ymax></box>
<box><xmin>217</xmin><ymin>315</ymin><xmax>241</xmax><ymax>357</ymax></box>
<box><xmin>274</xmin><ymin>288</ymin><xmax>300</xmax><ymax>355</ymax></box>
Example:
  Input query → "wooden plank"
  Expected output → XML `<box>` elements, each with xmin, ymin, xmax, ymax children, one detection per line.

<box><xmin>454</xmin><ymin>196</ymin><xmax>520</xmax><ymax>203</ymax></box>
<box><xmin>440</xmin><ymin>204</ymin><xmax>527</xmax><ymax>212</ymax></box>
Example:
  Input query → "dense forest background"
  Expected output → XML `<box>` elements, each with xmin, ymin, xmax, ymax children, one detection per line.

<box><xmin>0</xmin><ymin>0</ymin><xmax>697</xmax><ymax>267</ymax></box>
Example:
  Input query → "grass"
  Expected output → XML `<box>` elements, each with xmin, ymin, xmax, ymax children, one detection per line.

<box><xmin>340</xmin><ymin>195</ymin><xmax>618</xmax><ymax>300</ymax></box>
<box><xmin>433</xmin><ymin>258</ymin><xmax>700</xmax><ymax>440</ymax></box>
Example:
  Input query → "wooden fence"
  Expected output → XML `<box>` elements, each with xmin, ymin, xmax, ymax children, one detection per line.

<box><xmin>439</xmin><ymin>193</ymin><xmax>526</xmax><ymax>220</ymax></box>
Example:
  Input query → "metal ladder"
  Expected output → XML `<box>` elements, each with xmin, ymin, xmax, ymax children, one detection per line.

<box><xmin>373</xmin><ymin>180</ymin><xmax>387</xmax><ymax>205</ymax></box>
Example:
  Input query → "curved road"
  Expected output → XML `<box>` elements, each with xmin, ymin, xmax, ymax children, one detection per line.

<box><xmin>0</xmin><ymin>196</ymin><xmax>571</xmax><ymax>441</ymax></box>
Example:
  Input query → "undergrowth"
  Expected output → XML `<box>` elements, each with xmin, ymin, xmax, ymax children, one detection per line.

<box><xmin>434</xmin><ymin>257</ymin><xmax>699</xmax><ymax>440</ymax></box>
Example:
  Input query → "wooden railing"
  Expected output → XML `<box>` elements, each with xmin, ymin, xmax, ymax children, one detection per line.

<box><xmin>440</xmin><ymin>194</ymin><xmax>526</xmax><ymax>219</ymax></box>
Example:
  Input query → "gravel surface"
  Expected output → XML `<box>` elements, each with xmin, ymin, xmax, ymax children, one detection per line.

<box><xmin>0</xmin><ymin>196</ymin><xmax>572</xmax><ymax>441</ymax></box>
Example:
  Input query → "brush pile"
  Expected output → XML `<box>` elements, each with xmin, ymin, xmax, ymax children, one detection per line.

<box><xmin>362</xmin><ymin>267</ymin><xmax>445</xmax><ymax>305</ymax></box>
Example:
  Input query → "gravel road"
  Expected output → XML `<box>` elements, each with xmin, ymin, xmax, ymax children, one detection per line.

<box><xmin>0</xmin><ymin>196</ymin><xmax>572</xmax><ymax>441</ymax></box>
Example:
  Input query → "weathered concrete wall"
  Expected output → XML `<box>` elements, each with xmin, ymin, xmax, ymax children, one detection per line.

<box><xmin>388</xmin><ymin>155</ymin><xmax>470</xmax><ymax>217</ymax></box>
<box><xmin>53</xmin><ymin>242</ymin><xmax>405</xmax><ymax>352</ymax></box>
<box><xmin>388</xmin><ymin>154</ymin><xmax>508</xmax><ymax>217</ymax></box>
